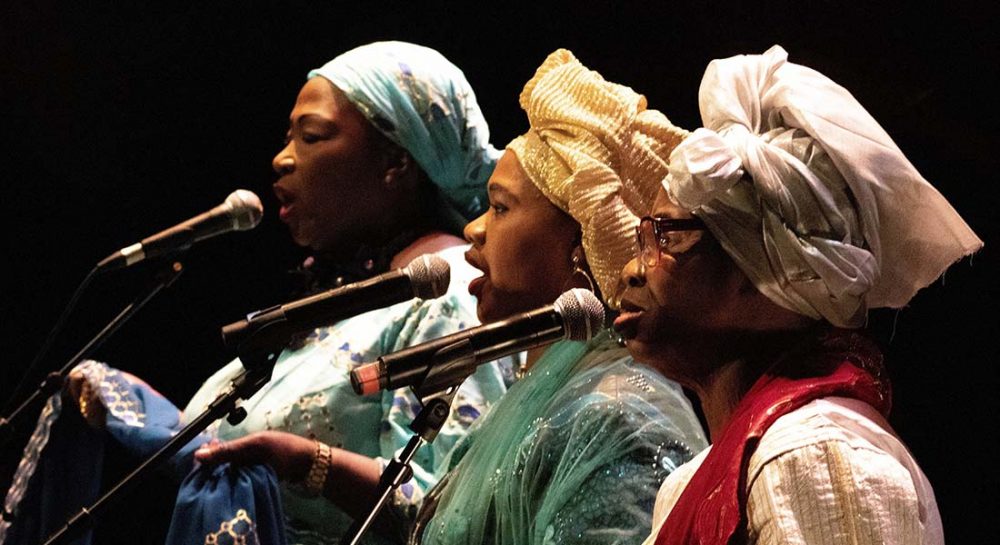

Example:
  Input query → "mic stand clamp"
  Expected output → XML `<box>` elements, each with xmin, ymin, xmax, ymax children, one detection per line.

<box><xmin>340</xmin><ymin>388</ymin><xmax>456</xmax><ymax>545</ymax></box>
<box><xmin>411</xmin><ymin>338</ymin><xmax>477</xmax><ymax>399</ymax></box>
<box><xmin>40</xmin><ymin>311</ymin><xmax>294</xmax><ymax>545</ymax></box>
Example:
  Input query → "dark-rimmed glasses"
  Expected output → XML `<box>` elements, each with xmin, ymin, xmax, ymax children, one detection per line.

<box><xmin>636</xmin><ymin>216</ymin><xmax>707</xmax><ymax>267</ymax></box>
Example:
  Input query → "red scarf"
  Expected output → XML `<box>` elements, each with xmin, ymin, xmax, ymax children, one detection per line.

<box><xmin>654</xmin><ymin>329</ymin><xmax>890</xmax><ymax>545</ymax></box>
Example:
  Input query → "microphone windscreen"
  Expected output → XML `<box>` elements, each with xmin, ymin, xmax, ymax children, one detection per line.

<box><xmin>404</xmin><ymin>254</ymin><xmax>451</xmax><ymax>299</ymax></box>
<box><xmin>226</xmin><ymin>189</ymin><xmax>264</xmax><ymax>231</ymax></box>
<box><xmin>555</xmin><ymin>289</ymin><xmax>605</xmax><ymax>341</ymax></box>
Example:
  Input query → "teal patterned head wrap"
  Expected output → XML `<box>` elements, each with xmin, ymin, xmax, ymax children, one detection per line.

<box><xmin>309</xmin><ymin>41</ymin><xmax>498</xmax><ymax>220</ymax></box>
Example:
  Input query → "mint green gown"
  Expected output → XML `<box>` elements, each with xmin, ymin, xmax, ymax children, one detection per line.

<box><xmin>183</xmin><ymin>245</ymin><xmax>509</xmax><ymax>545</ymax></box>
<box><xmin>410</xmin><ymin>332</ymin><xmax>708</xmax><ymax>545</ymax></box>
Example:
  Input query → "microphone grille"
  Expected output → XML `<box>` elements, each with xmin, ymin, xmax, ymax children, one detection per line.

<box><xmin>554</xmin><ymin>289</ymin><xmax>605</xmax><ymax>342</ymax></box>
<box><xmin>404</xmin><ymin>254</ymin><xmax>451</xmax><ymax>299</ymax></box>
<box><xmin>225</xmin><ymin>189</ymin><xmax>264</xmax><ymax>231</ymax></box>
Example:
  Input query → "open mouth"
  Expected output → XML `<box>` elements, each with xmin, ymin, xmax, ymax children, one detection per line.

<box><xmin>464</xmin><ymin>250</ymin><xmax>489</xmax><ymax>297</ymax></box>
<box><xmin>273</xmin><ymin>185</ymin><xmax>296</xmax><ymax>222</ymax></box>
<box><xmin>613</xmin><ymin>299</ymin><xmax>645</xmax><ymax>339</ymax></box>
<box><xmin>468</xmin><ymin>275</ymin><xmax>486</xmax><ymax>298</ymax></box>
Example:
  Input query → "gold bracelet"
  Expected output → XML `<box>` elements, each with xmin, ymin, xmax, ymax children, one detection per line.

<box><xmin>304</xmin><ymin>441</ymin><xmax>331</xmax><ymax>497</ymax></box>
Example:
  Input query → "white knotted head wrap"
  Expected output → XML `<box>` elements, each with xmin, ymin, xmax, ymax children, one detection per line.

<box><xmin>666</xmin><ymin>46</ymin><xmax>982</xmax><ymax>327</ymax></box>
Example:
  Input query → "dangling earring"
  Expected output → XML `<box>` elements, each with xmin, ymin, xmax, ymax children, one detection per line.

<box><xmin>568</xmin><ymin>246</ymin><xmax>597</xmax><ymax>293</ymax></box>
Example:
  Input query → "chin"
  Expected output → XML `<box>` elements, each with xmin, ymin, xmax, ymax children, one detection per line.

<box><xmin>621</xmin><ymin>337</ymin><xmax>659</xmax><ymax>364</ymax></box>
<box><xmin>476</xmin><ymin>301</ymin><xmax>504</xmax><ymax>325</ymax></box>
<box><xmin>475</xmin><ymin>289</ymin><xmax>531</xmax><ymax>325</ymax></box>
<box><xmin>285</xmin><ymin>228</ymin><xmax>309</xmax><ymax>249</ymax></box>
<box><xmin>624</xmin><ymin>337</ymin><xmax>685</xmax><ymax>380</ymax></box>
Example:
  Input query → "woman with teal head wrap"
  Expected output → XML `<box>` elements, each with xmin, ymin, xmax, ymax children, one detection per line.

<box><xmin>310</xmin><ymin>41</ymin><xmax>497</xmax><ymax>223</ymax></box>
<box><xmin>17</xmin><ymin>41</ymin><xmax>509</xmax><ymax>545</ymax></box>
<box><xmin>183</xmin><ymin>40</ymin><xmax>510</xmax><ymax>545</ymax></box>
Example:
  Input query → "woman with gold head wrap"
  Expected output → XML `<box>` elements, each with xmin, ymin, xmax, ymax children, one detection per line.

<box><xmin>407</xmin><ymin>50</ymin><xmax>707</xmax><ymax>545</ymax></box>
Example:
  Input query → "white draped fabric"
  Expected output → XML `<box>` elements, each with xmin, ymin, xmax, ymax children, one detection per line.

<box><xmin>665</xmin><ymin>45</ymin><xmax>982</xmax><ymax>327</ymax></box>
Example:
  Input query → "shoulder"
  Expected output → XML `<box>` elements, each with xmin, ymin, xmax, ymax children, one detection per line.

<box><xmin>329</xmin><ymin>244</ymin><xmax>478</xmax><ymax>346</ymax></box>
<box><xmin>748</xmin><ymin>397</ymin><xmax>924</xmax><ymax>482</ymax></box>
<box><xmin>544</xmin><ymin>337</ymin><xmax>707</xmax><ymax>452</ymax></box>
<box><xmin>746</xmin><ymin>397</ymin><xmax>943</xmax><ymax>544</ymax></box>
<box><xmin>561</xmin><ymin>338</ymin><xmax>680</xmax><ymax>399</ymax></box>
<box><xmin>391</xmin><ymin>232</ymin><xmax>466</xmax><ymax>269</ymax></box>
<box><xmin>391</xmin><ymin>236</ymin><xmax>478</xmax><ymax>301</ymax></box>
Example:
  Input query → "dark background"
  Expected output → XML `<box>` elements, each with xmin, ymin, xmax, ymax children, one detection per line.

<box><xmin>2</xmin><ymin>1</ymin><xmax>996</xmax><ymax>543</ymax></box>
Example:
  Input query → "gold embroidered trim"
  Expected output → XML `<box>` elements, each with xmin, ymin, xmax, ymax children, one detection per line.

<box><xmin>204</xmin><ymin>508</ymin><xmax>258</xmax><ymax>545</ymax></box>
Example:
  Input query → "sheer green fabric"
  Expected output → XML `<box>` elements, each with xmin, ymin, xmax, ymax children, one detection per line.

<box><xmin>412</xmin><ymin>331</ymin><xmax>707</xmax><ymax>545</ymax></box>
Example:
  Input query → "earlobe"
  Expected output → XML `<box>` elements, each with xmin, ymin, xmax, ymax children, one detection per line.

<box><xmin>568</xmin><ymin>245</ymin><xmax>597</xmax><ymax>293</ymax></box>
<box><xmin>383</xmin><ymin>150</ymin><xmax>415</xmax><ymax>189</ymax></box>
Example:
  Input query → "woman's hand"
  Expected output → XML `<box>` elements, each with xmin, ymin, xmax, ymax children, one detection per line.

<box><xmin>198</xmin><ymin>431</ymin><xmax>385</xmax><ymax>519</ymax></box>
<box><xmin>194</xmin><ymin>431</ymin><xmax>316</xmax><ymax>482</ymax></box>
<box><xmin>65</xmin><ymin>369</ymin><xmax>107</xmax><ymax>429</ymax></box>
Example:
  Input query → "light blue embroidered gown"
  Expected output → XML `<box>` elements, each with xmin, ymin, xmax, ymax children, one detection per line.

<box><xmin>410</xmin><ymin>332</ymin><xmax>708</xmax><ymax>545</ymax></box>
<box><xmin>184</xmin><ymin>245</ymin><xmax>509</xmax><ymax>545</ymax></box>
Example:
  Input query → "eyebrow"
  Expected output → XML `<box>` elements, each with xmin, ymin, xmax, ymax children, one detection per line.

<box><xmin>289</xmin><ymin>112</ymin><xmax>336</xmax><ymax>127</ymax></box>
<box><xmin>487</xmin><ymin>182</ymin><xmax>519</xmax><ymax>203</ymax></box>
<box><xmin>649</xmin><ymin>203</ymin><xmax>681</xmax><ymax>218</ymax></box>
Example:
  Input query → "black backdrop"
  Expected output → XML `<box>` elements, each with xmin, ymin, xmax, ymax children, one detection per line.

<box><xmin>2</xmin><ymin>2</ymin><xmax>996</xmax><ymax>543</ymax></box>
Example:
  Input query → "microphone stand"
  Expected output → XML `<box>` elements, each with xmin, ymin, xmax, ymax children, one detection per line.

<box><xmin>1</xmin><ymin>260</ymin><xmax>185</xmax><ymax>447</ymax></box>
<box><xmin>340</xmin><ymin>389</ymin><xmax>456</xmax><ymax>545</ymax></box>
<box><xmin>40</xmin><ymin>305</ymin><xmax>295</xmax><ymax>545</ymax></box>
<box><xmin>341</xmin><ymin>340</ymin><xmax>481</xmax><ymax>545</ymax></box>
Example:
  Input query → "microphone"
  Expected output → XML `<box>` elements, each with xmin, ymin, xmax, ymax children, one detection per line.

<box><xmin>351</xmin><ymin>288</ymin><xmax>605</xmax><ymax>396</ymax></box>
<box><xmin>221</xmin><ymin>254</ymin><xmax>451</xmax><ymax>350</ymax></box>
<box><xmin>96</xmin><ymin>189</ymin><xmax>264</xmax><ymax>272</ymax></box>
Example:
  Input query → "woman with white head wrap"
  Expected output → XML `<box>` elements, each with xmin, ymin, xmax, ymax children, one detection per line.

<box><xmin>617</xmin><ymin>46</ymin><xmax>981</xmax><ymax>545</ymax></box>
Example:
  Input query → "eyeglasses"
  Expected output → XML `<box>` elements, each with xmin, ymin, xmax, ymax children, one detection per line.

<box><xmin>635</xmin><ymin>216</ymin><xmax>707</xmax><ymax>267</ymax></box>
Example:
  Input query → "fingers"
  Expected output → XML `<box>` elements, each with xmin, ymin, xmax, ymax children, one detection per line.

<box><xmin>192</xmin><ymin>432</ymin><xmax>314</xmax><ymax>482</ymax></box>
<box><xmin>194</xmin><ymin>436</ymin><xmax>261</xmax><ymax>467</ymax></box>
<box><xmin>65</xmin><ymin>370</ymin><xmax>106</xmax><ymax>429</ymax></box>
<box><xmin>65</xmin><ymin>370</ymin><xmax>85</xmax><ymax>402</ymax></box>
<box><xmin>194</xmin><ymin>438</ymin><xmax>228</xmax><ymax>464</ymax></box>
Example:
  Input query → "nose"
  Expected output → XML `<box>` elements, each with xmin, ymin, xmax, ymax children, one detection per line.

<box><xmin>621</xmin><ymin>257</ymin><xmax>646</xmax><ymax>288</ymax></box>
<box><xmin>272</xmin><ymin>142</ymin><xmax>295</xmax><ymax>175</ymax></box>
<box><xmin>463</xmin><ymin>211</ymin><xmax>487</xmax><ymax>247</ymax></box>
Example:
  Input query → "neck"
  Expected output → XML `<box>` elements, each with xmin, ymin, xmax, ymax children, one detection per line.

<box><xmin>673</xmin><ymin>327</ymin><xmax>816</xmax><ymax>442</ymax></box>
<box><xmin>689</xmin><ymin>360</ymin><xmax>754</xmax><ymax>443</ymax></box>
<box><xmin>296</xmin><ymin>229</ymin><xmax>433</xmax><ymax>294</ymax></box>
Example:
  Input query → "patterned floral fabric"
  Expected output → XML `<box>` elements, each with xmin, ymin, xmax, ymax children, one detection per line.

<box><xmin>409</xmin><ymin>332</ymin><xmax>707</xmax><ymax>545</ymax></box>
<box><xmin>183</xmin><ymin>245</ymin><xmax>510</xmax><ymax>545</ymax></box>
<box><xmin>0</xmin><ymin>361</ymin><xmax>287</xmax><ymax>545</ymax></box>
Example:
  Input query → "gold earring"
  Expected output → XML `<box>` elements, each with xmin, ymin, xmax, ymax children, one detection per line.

<box><xmin>570</xmin><ymin>247</ymin><xmax>596</xmax><ymax>293</ymax></box>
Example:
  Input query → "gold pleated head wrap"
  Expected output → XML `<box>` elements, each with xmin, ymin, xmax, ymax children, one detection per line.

<box><xmin>508</xmin><ymin>49</ymin><xmax>688</xmax><ymax>307</ymax></box>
